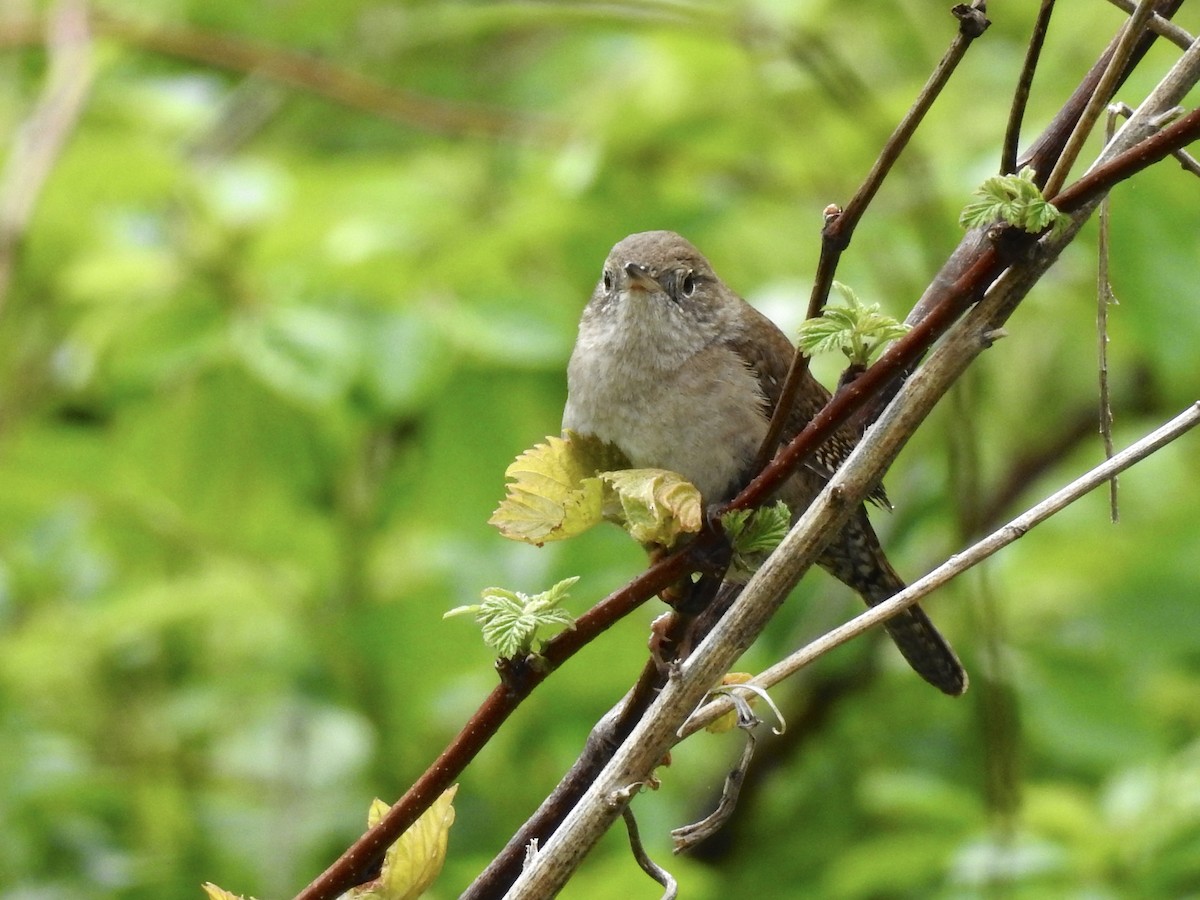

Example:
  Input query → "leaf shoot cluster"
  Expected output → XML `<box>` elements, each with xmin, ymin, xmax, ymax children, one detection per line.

<box><xmin>795</xmin><ymin>282</ymin><xmax>911</xmax><ymax>367</ymax></box>
<box><xmin>959</xmin><ymin>166</ymin><xmax>1070</xmax><ymax>236</ymax></box>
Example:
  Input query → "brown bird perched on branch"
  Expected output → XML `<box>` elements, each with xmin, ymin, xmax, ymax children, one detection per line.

<box><xmin>562</xmin><ymin>230</ymin><xmax>966</xmax><ymax>695</ymax></box>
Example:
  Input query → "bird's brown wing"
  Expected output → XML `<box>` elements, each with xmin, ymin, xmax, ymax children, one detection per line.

<box><xmin>724</xmin><ymin>300</ymin><xmax>889</xmax><ymax>506</ymax></box>
<box><xmin>723</xmin><ymin>299</ymin><xmax>965</xmax><ymax>697</ymax></box>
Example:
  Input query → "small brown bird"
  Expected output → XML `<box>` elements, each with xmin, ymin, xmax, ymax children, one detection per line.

<box><xmin>563</xmin><ymin>231</ymin><xmax>966</xmax><ymax>695</ymax></box>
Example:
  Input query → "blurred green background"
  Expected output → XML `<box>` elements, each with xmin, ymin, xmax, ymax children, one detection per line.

<box><xmin>2</xmin><ymin>2</ymin><xmax>1199</xmax><ymax>898</ymax></box>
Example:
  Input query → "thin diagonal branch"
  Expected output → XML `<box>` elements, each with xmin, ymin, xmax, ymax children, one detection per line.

<box><xmin>684</xmin><ymin>402</ymin><xmax>1200</xmax><ymax>735</ymax></box>
<box><xmin>623</xmin><ymin>806</ymin><xmax>678</xmax><ymax>900</ymax></box>
<box><xmin>1098</xmin><ymin>108</ymin><xmax>1122</xmax><ymax>522</ymax></box>
<box><xmin>1106</xmin><ymin>0</ymin><xmax>1195</xmax><ymax>48</ymax></box>
<box><xmin>1043</xmin><ymin>0</ymin><xmax>1156</xmax><ymax>197</ymax></box>
<box><xmin>753</xmin><ymin>1</ymin><xmax>990</xmax><ymax>473</ymax></box>
<box><xmin>1002</xmin><ymin>0</ymin><xmax>1056</xmax><ymax>175</ymax></box>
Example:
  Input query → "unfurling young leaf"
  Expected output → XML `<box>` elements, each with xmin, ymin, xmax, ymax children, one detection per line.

<box><xmin>489</xmin><ymin>432</ymin><xmax>629</xmax><ymax>545</ymax></box>
<box><xmin>349</xmin><ymin>786</ymin><xmax>458</xmax><ymax>900</ymax></box>
<box><xmin>489</xmin><ymin>432</ymin><xmax>704</xmax><ymax>549</ymax></box>
<box><xmin>598</xmin><ymin>468</ymin><xmax>703</xmax><ymax>547</ymax></box>
<box><xmin>795</xmin><ymin>282</ymin><xmax>910</xmax><ymax>368</ymax></box>
<box><xmin>445</xmin><ymin>577</ymin><xmax>579</xmax><ymax>659</ymax></box>
<box><xmin>721</xmin><ymin>501</ymin><xmax>791</xmax><ymax>582</ymax></box>
<box><xmin>959</xmin><ymin>166</ymin><xmax>1071</xmax><ymax>237</ymax></box>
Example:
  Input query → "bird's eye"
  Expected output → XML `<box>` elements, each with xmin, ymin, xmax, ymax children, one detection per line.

<box><xmin>681</xmin><ymin>271</ymin><xmax>697</xmax><ymax>297</ymax></box>
<box><xmin>602</xmin><ymin>270</ymin><xmax>613</xmax><ymax>292</ymax></box>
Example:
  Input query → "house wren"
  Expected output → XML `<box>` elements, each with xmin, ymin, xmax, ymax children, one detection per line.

<box><xmin>563</xmin><ymin>230</ymin><xmax>966</xmax><ymax>695</ymax></box>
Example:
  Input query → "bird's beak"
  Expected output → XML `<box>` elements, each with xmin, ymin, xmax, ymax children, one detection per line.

<box><xmin>622</xmin><ymin>262</ymin><xmax>661</xmax><ymax>293</ymax></box>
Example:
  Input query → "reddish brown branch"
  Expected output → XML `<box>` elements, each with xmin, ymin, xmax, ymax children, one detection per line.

<box><xmin>1001</xmin><ymin>0</ymin><xmax>1056</xmax><ymax>175</ymax></box>
<box><xmin>1019</xmin><ymin>0</ymin><xmax>1185</xmax><ymax>182</ymax></box>
<box><xmin>293</xmin><ymin>551</ymin><xmax>693</xmax><ymax>900</ymax></box>
<box><xmin>1049</xmin><ymin>106</ymin><xmax>1200</xmax><ymax>212</ymax></box>
<box><xmin>754</xmin><ymin>1</ymin><xmax>991</xmax><ymax>472</ymax></box>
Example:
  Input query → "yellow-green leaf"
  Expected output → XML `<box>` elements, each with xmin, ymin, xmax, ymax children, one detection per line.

<box><xmin>380</xmin><ymin>786</ymin><xmax>458</xmax><ymax>900</ymax></box>
<box><xmin>598</xmin><ymin>468</ymin><xmax>703</xmax><ymax>547</ymax></box>
<box><xmin>367</xmin><ymin>796</ymin><xmax>391</xmax><ymax>829</ymax></box>
<box><xmin>352</xmin><ymin>786</ymin><xmax>458</xmax><ymax>900</ymax></box>
<box><xmin>489</xmin><ymin>433</ymin><xmax>628</xmax><ymax>544</ymax></box>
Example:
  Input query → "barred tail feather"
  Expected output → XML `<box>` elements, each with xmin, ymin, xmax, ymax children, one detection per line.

<box><xmin>818</xmin><ymin>509</ymin><xmax>968</xmax><ymax>696</ymax></box>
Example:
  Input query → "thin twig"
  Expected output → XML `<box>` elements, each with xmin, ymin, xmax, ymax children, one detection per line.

<box><xmin>1050</xmin><ymin>106</ymin><xmax>1200</xmax><ymax>212</ymax></box>
<box><xmin>753</xmin><ymin>1</ymin><xmax>991</xmax><ymax>473</ymax></box>
<box><xmin>1002</xmin><ymin>0</ymin><xmax>1056</xmax><ymax>175</ymax></box>
<box><xmin>1098</xmin><ymin>108</ymin><xmax>1121</xmax><ymax>522</ymax></box>
<box><xmin>822</xmin><ymin>1</ymin><xmax>991</xmax><ymax>256</ymax></box>
<box><xmin>670</xmin><ymin>694</ymin><xmax>758</xmax><ymax>853</ymax></box>
<box><xmin>971</xmin><ymin>398</ymin><xmax>1148</xmax><ymax>532</ymax></box>
<box><xmin>1106</xmin><ymin>0</ymin><xmax>1195</xmax><ymax>48</ymax></box>
<box><xmin>683</xmin><ymin>403</ymin><xmax>1200</xmax><ymax>735</ymax></box>
<box><xmin>623</xmin><ymin>806</ymin><xmax>679</xmax><ymax>900</ymax></box>
<box><xmin>1043</xmin><ymin>0</ymin><xmax>1156</xmax><ymax>196</ymax></box>
<box><xmin>1172</xmin><ymin>146</ymin><xmax>1200</xmax><ymax>177</ymax></box>
<box><xmin>1108</xmin><ymin>101</ymin><xmax>1200</xmax><ymax>177</ymax></box>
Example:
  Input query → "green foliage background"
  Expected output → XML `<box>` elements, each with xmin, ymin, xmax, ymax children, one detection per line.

<box><xmin>2</xmin><ymin>2</ymin><xmax>1198</xmax><ymax>898</ymax></box>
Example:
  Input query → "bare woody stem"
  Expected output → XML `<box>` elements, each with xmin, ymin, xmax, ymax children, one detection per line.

<box><xmin>1042</xmin><ymin>0</ymin><xmax>1157</xmax><ymax>197</ymax></box>
<box><xmin>1001</xmin><ymin>0</ymin><xmax>1056</xmax><ymax>175</ymax></box>
<box><xmin>753</xmin><ymin>1</ymin><xmax>990</xmax><ymax>472</ymax></box>
<box><xmin>684</xmin><ymin>403</ymin><xmax>1200</xmax><ymax>736</ymax></box>
<box><xmin>292</xmin><ymin>553</ymin><xmax>693</xmax><ymax>900</ymax></box>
